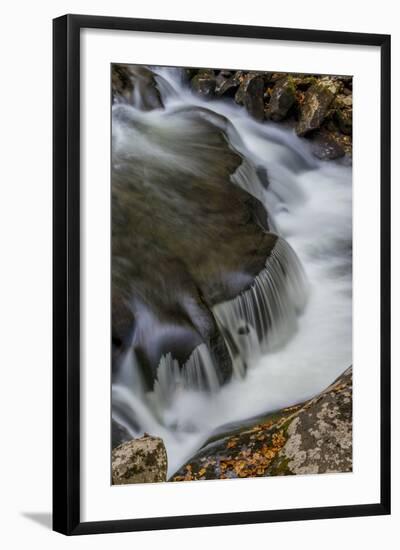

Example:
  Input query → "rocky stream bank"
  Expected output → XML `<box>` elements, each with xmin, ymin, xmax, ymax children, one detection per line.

<box><xmin>188</xmin><ymin>68</ymin><xmax>352</xmax><ymax>161</ymax></box>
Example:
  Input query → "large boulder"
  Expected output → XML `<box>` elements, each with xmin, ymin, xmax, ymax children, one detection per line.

<box><xmin>112</xmin><ymin>102</ymin><xmax>276</xmax><ymax>387</ymax></box>
<box><xmin>267</xmin><ymin>367</ymin><xmax>352</xmax><ymax>475</ymax></box>
<box><xmin>265</xmin><ymin>76</ymin><xmax>296</xmax><ymax>121</ymax></box>
<box><xmin>296</xmin><ymin>79</ymin><xmax>341</xmax><ymax>136</ymax></box>
<box><xmin>112</xmin><ymin>435</ymin><xmax>168</xmax><ymax>484</ymax></box>
<box><xmin>235</xmin><ymin>73</ymin><xmax>265</xmax><ymax>121</ymax></box>
<box><xmin>172</xmin><ymin>367</ymin><xmax>352</xmax><ymax>480</ymax></box>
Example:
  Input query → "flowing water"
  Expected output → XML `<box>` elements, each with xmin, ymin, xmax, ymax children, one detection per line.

<box><xmin>112</xmin><ymin>67</ymin><xmax>352</xmax><ymax>477</ymax></box>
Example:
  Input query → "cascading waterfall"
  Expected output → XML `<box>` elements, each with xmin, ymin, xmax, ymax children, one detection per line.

<box><xmin>213</xmin><ymin>237</ymin><xmax>308</xmax><ymax>377</ymax></box>
<box><xmin>112</xmin><ymin>66</ymin><xmax>352</xmax><ymax>477</ymax></box>
<box><xmin>153</xmin><ymin>343</ymin><xmax>221</xmax><ymax>407</ymax></box>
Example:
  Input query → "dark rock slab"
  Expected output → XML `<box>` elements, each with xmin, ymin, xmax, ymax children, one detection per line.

<box><xmin>265</xmin><ymin>76</ymin><xmax>296</xmax><ymax>121</ymax></box>
<box><xmin>112</xmin><ymin>64</ymin><xmax>163</xmax><ymax>110</ymax></box>
<box><xmin>235</xmin><ymin>73</ymin><xmax>265</xmax><ymax>121</ymax></box>
<box><xmin>112</xmin><ymin>102</ymin><xmax>276</xmax><ymax>386</ymax></box>
<box><xmin>215</xmin><ymin>70</ymin><xmax>241</xmax><ymax>97</ymax></box>
<box><xmin>112</xmin><ymin>418</ymin><xmax>132</xmax><ymax>449</ymax></box>
<box><xmin>310</xmin><ymin>130</ymin><xmax>346</xmax><ymax>161</ymax></box>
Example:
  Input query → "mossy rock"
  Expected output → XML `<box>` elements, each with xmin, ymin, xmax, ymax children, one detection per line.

<box><xmin>265</xmin><ymin>76</ymin><xmax>296</xmax><ymax>121</ymax></box>
<box><xmin>296</xmin><ymin>79</ymin><xmax>341</xmax><ymax>136</ymax></box>
<box><xmin>235</xmin><ymin>73</ymin><xmax>265</xmax><ymax>121</ymax></box>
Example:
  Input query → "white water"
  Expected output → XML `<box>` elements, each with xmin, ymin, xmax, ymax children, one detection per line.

<box><xmin>112</xmin><ymin>67</ymin><xmax>352</xmax><ymax>477</ymax></box>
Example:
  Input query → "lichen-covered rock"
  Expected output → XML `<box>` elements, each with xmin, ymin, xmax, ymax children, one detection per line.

<box><xmin>265</xmin><ymin>76</ymin><xmax>296</xmax><ymax>121</ymax></box>
<box><xmin>172</xmin><ymin>367</ymin><xmax>352</xmax><ymax>481</ymax></box>
<box><xmin>296</xmin><ymin>79</ymin><xmax>341</xmax><ymax>136</ymax></box>
<box><xmin>112</xmin><ymin>435</ymin><xmax>168</xmax><ymax>484</ymax></box>
<box><xmin>268</xmin><ymin>367</ymin><xmax>352</xmax><ymax>475</ymax></box>
<box><xmin>235</xmin><ymin>73</ymin><xmax>265</xmax><ymax>121</ymax></box>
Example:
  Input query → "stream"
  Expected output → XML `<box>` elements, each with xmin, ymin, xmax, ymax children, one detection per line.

<box><xmin>111</xmin><ymin>67</ymin><xmax>352</xmax><ymax>477</ymax></box>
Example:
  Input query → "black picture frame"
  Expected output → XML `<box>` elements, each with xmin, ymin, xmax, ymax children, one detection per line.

<box><xmin>53</xmin><ymin>14</ymin><xmax>391</xmax><ymax>535</ymax></box>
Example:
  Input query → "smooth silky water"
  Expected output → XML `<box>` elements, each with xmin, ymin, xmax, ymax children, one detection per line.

<box><xmin>112</xmin><ymin>67</ymin><xmax>352</xmax><ymax>477</ymax></box>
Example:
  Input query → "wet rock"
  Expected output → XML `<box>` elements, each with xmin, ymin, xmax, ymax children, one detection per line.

<box><xmin>296</xmin><ymin>79</ymin><xmax>341</xmax><ymax>136</ymax></box>
<box><xmin>216</xmin><ymin>70</ymin><xmax>241</xmax><ymax>97</ymax></box>
<box><xmin>112</xmin><ymin>435</ymin><xmax>168</xmax><ymax>484</ymax></box>
<box><xmin>112</xmin><ymin>64</ymin><xmax>163</xmax><ymax>110</ymax></box>
<box><xmin>338</xmin><ymin>75</ymin><xmax>353</xmax><ymax>89</ymax></box>
<box><xmin>235</xmin><ymin>73</ymin><xmax>265</xmax><ymax>121</ymax></box>
<box><xmin>256</xmin><ymin>166</ymin><xmax>270</xmax><ymax>190</ymax></box>
<box><xmin>184</xmin><ymin>68</ymin><xmax>198</xmax><ymax>81</ymax></box>
<box><xmin>112</xmin><ymin>419</ymin><xmax>132</xmax><ymax>449</ymax></box>
<box><xmin>335</xmin><ymin>94</ymin><xmax>353</xmax><ymax>109</ymax></box>
<box><xmin>171</xmin><ymin>408</ymin><xmax>298</xmax><ymax>481</ymax></box>
<box><xmin>191</xmin><ymin>69</ymin><xmax>216</xmax><ymax>98</ymax></box>
<box><xmin>265</xmin><ymin>76</ymin><xmax>296</xmax><ymax>121</ymax></box>
<box><xmin>215</xmin><ymin>69</ymin><xmax>233</xmax><ymax>87</ymax></box>
<box><xmin>336</xmin><ymin>109</ymin><xmax>352</xmax><ymax>135</ymax></box>
<box><xmin>333</xmin><ymin>95</ymin><xmax>353</xmax><ymax>135</ymax></box>
<box><xmin>172</xmin><ymin>367</ymin><xmax>352</xmax><ymax>480</ymax></box>
<box><xmin>295</xmin><ymin>76</ymin><xmax>318</xmax><ymax>91</ymax></box>
<box><xmin>310</xmin><ymin>130</ymin><xmax>346</xmax><ymax>161</ymax></box>
<box><xmin>112</xmin><ymin>64</ymin><xmax>134</xmax><ymax>103</ymax></box>
<box><xmin>112</xmin><ymin>296</ymin><xmax>135</xmax><ymax>371</ymax></box>
<box><xmin>267</xmin><ymin>72</ymin><xmax>287</xmax><ymax>84</ymax></box>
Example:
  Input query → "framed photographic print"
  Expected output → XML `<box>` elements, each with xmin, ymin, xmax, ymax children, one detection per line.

<box><xmin>53</xmin><ymin>14</ymin><xmax>391</xmax><ymax>535</ymax></box>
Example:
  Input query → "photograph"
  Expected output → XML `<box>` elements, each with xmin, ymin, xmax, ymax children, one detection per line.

<box><xmin>110</xmin><ymin>63</ymin><xmax>353</xmax><ymax>484</ymax></box>
<box><xmin>0</xmin><ymin>1</ymin><xmax>393</xmax><ymax>544</ymax></box>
